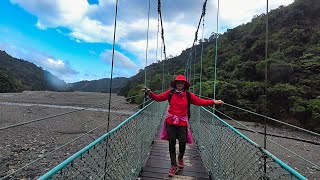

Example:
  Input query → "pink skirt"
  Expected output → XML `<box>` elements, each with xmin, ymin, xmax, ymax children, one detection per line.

<box><xmin>159</xmin><ymin>115</ymin><xmax>193</xmax><ymax>144</ymax></box>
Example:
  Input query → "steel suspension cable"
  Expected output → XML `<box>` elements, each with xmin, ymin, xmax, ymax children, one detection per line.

<box><xmin>213</xmin><ymin>0</ymin><xmax>220</xmax><ymax>102</ymax></box>
<box><xmin>195</xmin><ymin>93</ymin><xmax>320</xmax><ymax>137</ymax></box>
<box><xmin>154</xmin><ymin>11</ymin><xmax>165</xmax><ymax>93</ymax></box>
<box><xmin>193</xmin><ymin>45</ymin><xmax>196</xmax><ymax>92</ymax></box>
<box><xmin>155</xmin><ymin>13</ymin><xmax>163</xmax><ymax>92</ymax></box>
<box><xmin>143</xmin><ymin>0</ymin><xmax>211</xmax><ymax>97</ymax></box>
<box><xmin>0</xmin><ymin>102</ymin><xmax>101</xmax><ymax>131</ymax></box>
<box><xmin>183</xmin><ymin>0</ymin><xmax>208</xmax><ymax>92</ymax></box>
<box><xmin>0</xmin><ymin>99</ymin><xmax>153</xmax><ymax>180</ymax></box>
<box><xmin>209</xmin><ymin>106</ymin><xmax>319</xmax><ymax>144</ymax></box>
<box><xmin>105</xmin><ymin>0</ymin><xmax>119</xmax><ymax>134</ymax></box>
<box><xmin>225</xmin><ymin>102</ymin><xmax>320</xmax><ymax>137</ymax></box>
<box><xmin>155</xmin><ymin>15</ymin><xmax>160</xmax><ymax>66</ymax></box>
<box><xmin>263</xmin><ymin>0</ymin><xmax>270</xmax><ymax>174</ymax></box>
<box><xmin>104</xmin><ymin>0</ymin><xmax>119</xmax><ymax>178</ymax></box>
<box><xmin>183</xmin><ymin>0</ymin><xmax>207</xmax><ymax>73</ymax></box>
<box><xmin>207</xmin><ymin>106</ymin><xmax>320</xmax><ymax>170</ymax></box>
<box><xmin>144</xmin><ymin>0</ymin><xmax>151</xmax><ymax>107</ymax></box>
<box><xmin>158</xmin><ymin>0</ymin><xmax>167</xmax><ymax>61</ymax></box>
<box><xmin>189</xmin><ymin>52</ymin><xmax>192</xmax><ymax>89</ymax></box>
<box><xmin>0</xmin><ymin>94</ymin><xmax>143</xmax><ymax>131</ymax></box>
<box><xmin>158</xmin><ymin>0</ymin><xmax>169</xmax><ymax>90</ymax></box>
<box><xmin>199</xmin><ymin>17</ymin><xmax>205</xmax><ymax>96</ymax></box>
<box><xmin>161</xmin><ymin>45</ymin><xmax>165</xmax><ymax>92</ymax></box>
<box><xmin>266</xmin><ymin>138</ymin><xmax>320</xmax><ymax>170</ymax></box>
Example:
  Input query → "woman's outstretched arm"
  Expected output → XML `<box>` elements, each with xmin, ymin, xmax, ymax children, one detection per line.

<box><xmin>148</xmin><ymin>89</ymin><xmax>171</xmax><ymax>102</ymax></box>
<box><xmin>190</xmin><ymin>92</ymin><xmax>224</xmax><ymax>106</ymax></box>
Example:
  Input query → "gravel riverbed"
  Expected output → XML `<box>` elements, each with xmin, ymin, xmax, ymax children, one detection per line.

<box><xmin>0</xmin><ymin>91</ymin><xmax>319</xmax><ymax>179</ymax></box>
<box><xmin>0</xmin><ymin>91</ymin><xmax>137</xmax><ymax>179</ymax></box>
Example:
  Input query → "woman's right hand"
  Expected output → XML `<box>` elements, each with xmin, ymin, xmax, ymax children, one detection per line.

<box><xmin>141</xmin><ymin>87</ymin><xmax>151</xmax><ymax>96</ymax></box>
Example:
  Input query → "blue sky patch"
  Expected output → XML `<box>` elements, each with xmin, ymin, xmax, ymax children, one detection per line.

<box><xmin>0</xmin><ymin>0</ymin><xmax>294</xmax><ymax>83</ymax></box>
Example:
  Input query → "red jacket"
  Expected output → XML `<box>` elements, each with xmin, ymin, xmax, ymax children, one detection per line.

<box><xmin>150</xmin><ymin>89</ymin><xmax>215</xmax><ymax>126</ymax></box>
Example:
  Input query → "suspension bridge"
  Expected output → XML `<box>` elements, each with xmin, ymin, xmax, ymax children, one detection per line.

<box><xmin>0</xmin><ymin>0</ymin><xmax>319</xmax><ymax>179</ymax></box>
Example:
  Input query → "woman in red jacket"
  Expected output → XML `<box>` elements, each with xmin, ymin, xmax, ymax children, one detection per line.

<box><xmin>144</xmin><ymin>75</ymin><xmax>224</xmax><ymax>177</ymax></box>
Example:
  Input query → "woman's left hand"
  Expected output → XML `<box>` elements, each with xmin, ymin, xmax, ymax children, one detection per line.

<box><xmin>215</xmin><ymin>100</ymin><xmax>224</xmax><ymax>106</ymax></box>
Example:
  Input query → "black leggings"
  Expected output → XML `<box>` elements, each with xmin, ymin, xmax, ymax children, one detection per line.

<box><xmin>166</xmin><ymin>124</ymin><xmax>187</xmax><ymax>166</ymax></box>
<box><xmin>169</xmin><ymin>140</ymin><xmax>186</xmax><ymax>166</ymax></box>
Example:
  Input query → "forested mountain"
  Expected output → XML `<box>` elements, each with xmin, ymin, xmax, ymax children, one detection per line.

<box><xmin>118</xmin><ymin>0</ymin><xmax>320</xmax><ymax>132</ymax></box>
<box><xmin>0</xmin><ymin>50</ymin><xmax>128</xmax><ymax>93</ymax></box>
<box><xmin>0</xmin><ymin>50</ymin><xmax>72</xmax><ymax>92</ymax></box>
<box><xmin>70</xmin><ymin>77</ymin><xmax>128</xmax><ymax>93</ymax></box>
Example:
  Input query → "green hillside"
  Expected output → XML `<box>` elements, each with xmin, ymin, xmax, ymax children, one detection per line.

<box><xmin>0</xmin><ymin>50</ymin><xmax>72</xmax><ymax>92</ymax></box>
<box><xmin>119</xmin><ymin>0</ymin><xmax>320</xmax><ymax>132</ymax></box>
<box><xmin>70</xmin><ymin>77</ymin><xmax>128</xmax><ymax>93</ymax></box>
<box><xmin>0</xmin><ymin>50</ymin><xmax>129</xmax><ymax>94</ymax></box>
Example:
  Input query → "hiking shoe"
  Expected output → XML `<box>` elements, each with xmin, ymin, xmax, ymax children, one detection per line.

<box><xmin>178</xmin><ymin>158</ymin><xmax>184</xmax><ymax>169</ymax></box>
<box><xmin>168</xmin><ymin>166</ymin><xmax>178</xmax><ymax>177</ymax></box>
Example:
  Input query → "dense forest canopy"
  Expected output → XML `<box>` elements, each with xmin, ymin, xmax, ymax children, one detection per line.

<box><xmin>0</xmin><ymin>0</ymin><xmax>319</xmax><ymax>132</ymax></box>
<box><xmin>118</xmin><ymin>0</ymin><xmax>320</xmax><ymax>132</ymax></box>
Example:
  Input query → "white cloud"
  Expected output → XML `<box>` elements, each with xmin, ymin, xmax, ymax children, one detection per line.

<box><xmin>120</xmin><ymin>19</ymin><xmax>196</xmax><ymax>65</ymax></box>
<box><xmin>11</xmin><ymin>0</ymin><xmax>88</xmax><ymax>25</ymax></box>
<box><xmin>208</xmin><ymin>0</ymin><xmax>294</xmax><ymax>31</ymax></box>
<box><xmin>8</xmin><ymin>0</ymin><xmax>197</xmax><ymax>60</ymax></box>
<box><xmin>35</xmin><ymin>21</ymin><xmax>47</xmax><ymax>30</ymax></box>
<box><xmin>100</xmin><ymin>49</ymin><xmax>137</xmax><ymax>68</ymax></box>
<box><xmin>0</xmin><ymin>42</ymin><xmax>78</xmax><ymax>79</ymax></box>
<box><xmin>9</xmin><ymin>0</ymin><xmax>294</xmax><ymax>72</ymax></box>
<box><xmin>46</xmin><ymin>58</ymin><xmax>64</xmax><ymax>67</ymax></box>
<box><xmin>69</xmin><ymin>17</ymin><xmax>115</xmax><ymax>43</ymax></box>
<box><xmin>10</xmin><ymin>0</ymin><xmax>117</xmax><ymax>42</ymax></box>
<box><xmin>43</xmin><ymin>58</ymin><xmax>78</xmax><ymax>76</ymax></box>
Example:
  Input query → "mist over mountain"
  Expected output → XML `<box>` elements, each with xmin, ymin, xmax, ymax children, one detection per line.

<box><xmin>0</xmin><ymin>50</ymin><xmax>72</xmax><ymax>92</ymax></box>
<box><xmin>69</xmin><ymin>77</ymin><xmax>128</xmax><ymax>93</ymax></box>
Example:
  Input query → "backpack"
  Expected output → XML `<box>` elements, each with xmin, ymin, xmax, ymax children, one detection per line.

<box><xmin>168</xmin><ymin>89</ymin><xmax>191</xmax><ymax>119</ymax></box>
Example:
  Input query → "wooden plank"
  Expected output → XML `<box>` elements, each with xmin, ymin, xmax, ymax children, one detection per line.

<box><xmin>142</xmin><ymin>167</ymin><xmax>209</xmax><ymax>178</ymax></box>
<box><xmin>140</xmin><ymin>141</ymin><xmax>209</xmax><ymax>179</ymax></box>
<box><xmin>150</xmin><ymin>144</ymin><xmax>200</xmax><ymax>153</ymax></box>
<box><xmin>140</xmin><ymin>171</ymin><xmax>210</xmax><ymax>180</ymax></box>
<box><xmin>147</xmin><ymin>154</ymin><xmax>203</xmax><ymax>160</ymax></box>
<box><xmin>144</xmin><ymin>158</ymin><xmax>207</xmax><ymax>170</ymax></box>
<box><xmin>143</xmin><ymin>164</ymin><xmax>207</xmax><ymax>173</ymax></box>
<box><xmin>150</xmin><ymin>145</ymin><xmax>199</xmax><ymax>152</ymax></box>
<box><xmin>149</xmin><ymin>151</ymin><xmax>200</xmax><ymax>157</ymax></box>
<box><xmin>152</xmin><ymin>140</ymin><xmax>199</xmax><ymax>148</ymax></box>
<box><xmin>146</xmin><ymin>156</ymin><xmax>205</xmax><ymax>166</ymax></box>
<box><xmin>140</xmin><ymin>115</ymin><xmax>210</xmax><ymax>179</ymax></box>
<box><xmin>138</xmin><ymin>177</ymin><xmax>163</xmax><ymax>180</ymax></box>
<box><xmin>151</xmin><ymin>142</ymin><xmax>198</xmax><ymax>148</ymax></box>
<box><xmin>145</xmin><ymin>158</ymin><xmax>206</xmax><ymax>168</ymax></box>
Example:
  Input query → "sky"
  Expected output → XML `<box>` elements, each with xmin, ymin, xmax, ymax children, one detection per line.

<box><xmin>0</xmin><ymin>0</ymin><xmax>294</xmax><ymax>83</ymax></box>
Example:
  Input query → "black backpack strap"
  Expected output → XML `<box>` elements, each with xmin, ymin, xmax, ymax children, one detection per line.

<box><xmin>168</xmin><ymin>88</ymin><xmax>175</xmax><ymax>104</ymax></box>
<box><xmin>186</xmin><ymin>91</ymin><xmax>191</xmax><ymax>119</ymax></box>
<box><xmin>168</xmin><ymin>89</ymin><xmax>191</xmax><ymax>119</ymax></box>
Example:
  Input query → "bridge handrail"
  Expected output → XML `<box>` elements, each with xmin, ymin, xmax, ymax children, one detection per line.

<box><xmin>197</xmin><ymin>107</ymin><xmax>307</xmax><ymax>180</ymax></box>
<box><xmin>39</xmin><ymin>101</ymin><xmax>156</xmax><ymax>180</ymax></box>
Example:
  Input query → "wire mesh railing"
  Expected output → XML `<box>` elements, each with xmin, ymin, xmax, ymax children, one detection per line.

<box><xmin>189</xmin><ymin>105</ymin><xmax>307</xmax><ymax>180</ymax></box>
<box><xmin>0</xmin><ymin>97</ymin><xmax>146</xmax><ymax>179</ymax></box>
<box><xmin>38</xmin><ymin>101</ymin><xmax>167</xmax><ymax>180</ymax></box>
<box><xmin>193</xmin><ymin>94</ymin><xmax>320</xmax><ymax>179</ymax></box>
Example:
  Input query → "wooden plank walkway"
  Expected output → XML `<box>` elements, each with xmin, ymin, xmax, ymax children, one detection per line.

<box><xmin>139</xmin><ymin>122</ymin><xmax>210</xmax><ymax>180</ymax></box>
